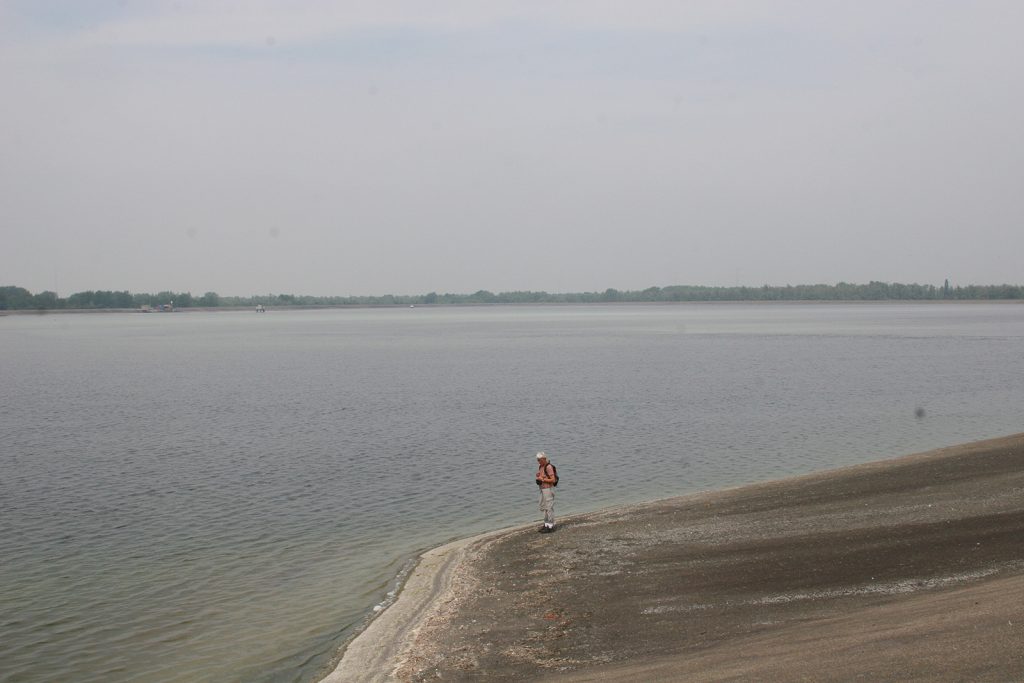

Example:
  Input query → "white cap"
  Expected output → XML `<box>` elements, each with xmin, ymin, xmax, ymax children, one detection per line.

<box><xmin>536</xmin><ymin>451</ymin><xmax>547</xmax><ymax>460</ymax></box>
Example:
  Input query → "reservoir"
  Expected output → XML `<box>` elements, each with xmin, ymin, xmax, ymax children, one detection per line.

<box><xmin>2</xmin><ymin>302</ymin><xmax>1023</xmax><ymax>682</ymax></box>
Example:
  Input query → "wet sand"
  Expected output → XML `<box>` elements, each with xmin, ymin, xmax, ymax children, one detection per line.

<box><xmin>327</xmin><ymin>434</ymin><xmax>1024</xmax><ymax>682</ymax></box>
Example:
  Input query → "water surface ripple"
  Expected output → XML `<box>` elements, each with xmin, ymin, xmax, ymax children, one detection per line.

<box><xmin>2</xmin><ymin>303</ymin><xmax>1023</xmax><ymax>682</ymax></box>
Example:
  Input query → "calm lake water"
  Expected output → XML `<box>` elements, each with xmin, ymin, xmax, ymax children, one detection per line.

<box><xmin>2</xmin><ymin>303</ymin><xmax>1023</xmax><ymax>682</ymax></box>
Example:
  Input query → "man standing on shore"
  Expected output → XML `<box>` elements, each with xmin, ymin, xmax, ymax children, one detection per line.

<box><xmin>536</xmin><ymin>451</ymin><xmax>556</xmax><ymax>533</ymax></box>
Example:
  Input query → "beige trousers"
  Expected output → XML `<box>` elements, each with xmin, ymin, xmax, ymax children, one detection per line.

<box><xmin>539</xmin><ymin>487</ymin><xmax>555</xmax><ymax>526</ymax></box>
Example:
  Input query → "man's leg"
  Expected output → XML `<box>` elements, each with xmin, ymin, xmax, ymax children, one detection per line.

<box><xmin>540</xmin><ymin>488</ymin><xmax>555</xmax><ymax>530</ymax></box>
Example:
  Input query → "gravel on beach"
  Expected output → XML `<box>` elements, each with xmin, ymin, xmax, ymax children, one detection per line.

<box><xmin>332</xmin><ymin>434</ymin><xmax>1024</xmax><ymax>682</ymax></box>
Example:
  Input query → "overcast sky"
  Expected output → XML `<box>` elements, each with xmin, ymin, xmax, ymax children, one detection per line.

<box><xmin>2</xmin><ymin>1</ymin><xmax>1021</xmax><ymax>297</ymax></box>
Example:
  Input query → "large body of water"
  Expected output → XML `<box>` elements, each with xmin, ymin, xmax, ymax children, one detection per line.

<box><xmin>2</xmin><ymin>303</ymin><xmax>1023</xmax><ymax>682</ymax></box>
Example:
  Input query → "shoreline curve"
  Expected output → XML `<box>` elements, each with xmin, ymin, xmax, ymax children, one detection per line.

<box><xmin>318</xmin><ymin>525</ymin><xmax>526</xmax><ymax>683</ymax></box>
<box><xmin>322</xmin><ymin>433</ymin><xmax>1024</xmax><ymax>682</ymax></box>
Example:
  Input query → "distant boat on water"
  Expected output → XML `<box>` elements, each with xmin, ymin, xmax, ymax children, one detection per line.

<box><xmin>138</xmin><ymin>302</ymin><xmax>174</xmax><ymax>313</ymax></box>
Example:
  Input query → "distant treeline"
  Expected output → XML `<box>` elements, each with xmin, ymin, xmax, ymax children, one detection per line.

<box><xmin>0</xmin><ymin>288</ymin><xmax>221</xmax><ymax>310</ymax></box>
<box><xmin>3</xmin><ymin>281</ymin><xmax>1024</xmax><ymax>311</ymax></box>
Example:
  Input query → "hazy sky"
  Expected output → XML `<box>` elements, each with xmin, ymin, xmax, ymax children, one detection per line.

<box><xmin>2</xmin><ymin>1</ymin><xmax>1022</xmax><ymax>297</ymax></box>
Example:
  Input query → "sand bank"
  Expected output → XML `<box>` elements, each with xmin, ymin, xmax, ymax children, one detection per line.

<box><xmin>325</xmin><ymin>434</ymin><xmax>1024</xmax><ymax>682</ymax></box>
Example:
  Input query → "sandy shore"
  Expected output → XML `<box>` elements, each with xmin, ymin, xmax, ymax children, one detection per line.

<box><xmin>325</xmin><ymin>434</ymin><xmax>1024</xmax><ymax>682</ymax></box>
